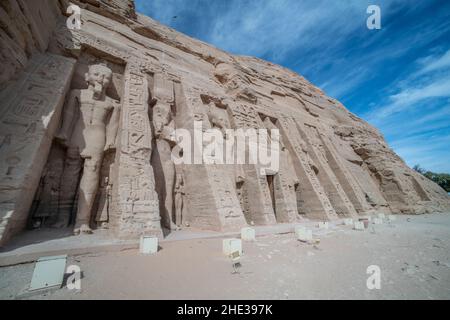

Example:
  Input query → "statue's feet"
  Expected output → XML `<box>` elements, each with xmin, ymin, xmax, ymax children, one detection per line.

<box><xmin>74</xmin><ymin>224</ymin><xmax>93</xmax><ymax>235</ymax></box>
<box><xmin>170</xmin><ymin>222</ymin><xmax>178</xmax><ymax>231</ymax></box>
<box><xmin>164</xmin><ymin>222</ymin><xmax>179</xmax><ymax>231</ymax></box>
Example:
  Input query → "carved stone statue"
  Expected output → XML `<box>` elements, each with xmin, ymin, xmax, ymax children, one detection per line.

<box><xmin>56</xmin><ymin>64</ymin><xmax>120</xmax><ymax>235</ymax></box>
<box><xmin>208</xmin><ymin>103</ymin><xmax>229</xmax><ymax>134</ymax></box>
<box><xmin>96</xmin><ymin>176</ymin><xmax>112</xmax><ymax>229</ymax></box>
<box><xmin>174</xmin><ymin>172</ymin><xmax>185</xmax><ymax>228</ymax></box>
<box><xmin>30</xmin><ymin>156</ymin><xmax>63</xmax><ymax>227</ymax></box>
<box><xmin>152</xmin><ymin>100</ymin><xmax>177</xmax><ymax>230</ymax></box>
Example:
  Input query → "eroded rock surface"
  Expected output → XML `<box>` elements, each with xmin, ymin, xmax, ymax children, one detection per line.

<box><xmin>1</xmin><ymin>0</ymin><xmax>449</xmax><ymax>246</ymax></box>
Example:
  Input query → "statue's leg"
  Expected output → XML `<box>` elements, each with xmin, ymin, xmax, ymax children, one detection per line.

<box><xmin>74</xmin><ymin>156</ymin><xmax>102</xmax><ymax>234</ymax></box>
<box><xmin>53</xmin><ymin>147</ymin><xmax>82</xmax><ymax>228</ymax></box>
<box><xmin>175</xmin><ymin>193</ymin><xmax>182</xmax><ymax>227</ymax></box>
<box><xmin>163</xmin><ymin>161</ymin><xmax>176</xmax><ymax>229</ymax></box>
<box><xmin>157</xmin><ymin>139</ymin><xmax>176</xmax><ymax>230</ymax></box>
<box><xmin>181</xmin><ymin>196</ymin><xmax>185</xmax><ymax>226</ymax></box>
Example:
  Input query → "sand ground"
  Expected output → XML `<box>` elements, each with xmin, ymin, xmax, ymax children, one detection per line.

<box><xmin>1</xmin><ymin>213</ymin><xmax>450</xmax><ymax>300</ymax></box>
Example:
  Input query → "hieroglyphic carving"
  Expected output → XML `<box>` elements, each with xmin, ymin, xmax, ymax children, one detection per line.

<box><xmin>112</xmin><ymin>63</ymin><xmax>162</xmax><ymax>238</ymax></box>
<box><xmin>277</xmin><ymin>116</ymin><xmax>337</xmax><ymax>220</ymax></box>
<box><xmin>226</xmin><ymin>102</ymin><xmax>277</xmax><ymax>225</ymax></box>
<box><xmin>0</xmin><ymin>0</ymin><xmax>448</xmax><ymax>250</ymax></box>
<box><xmin>315</xmin><ymin>123</ymin><xmax>373</xmax><ymax>214</ymax></box>
<box><xmin>261</xmin><ymin>116</ymin><xmax>299</xmax><ymax>223</ymax></box>
<box><xmin>299</xmin><ymin>122</ymin><xmax>357</xmax><ymax>218</ymax></box>
<box><xmin>0</xmin><ymin>53</ymin><xmax>75</xmax><ymax>245</ymax></box>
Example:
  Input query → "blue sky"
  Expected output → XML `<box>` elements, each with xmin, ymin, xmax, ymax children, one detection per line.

<box><xmin>135</xmin><ymin>0</ymin><xmax>450</xmax><ymax>173</ymax></box>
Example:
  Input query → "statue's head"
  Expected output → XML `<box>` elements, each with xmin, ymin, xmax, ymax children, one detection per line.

<box><xmin>153</xmin><ymin>103</ymin><xmax>172</xmax><ymax>137</ymax></box>
<box><xmin>85</xmin><ymin>64</ymin><xmax>113</xmax><ymax>99</ymax></box>
<box><xmin>208</xmin><ymin>104</ymin><xmax>229</xmax><ymax>131</ymax></box>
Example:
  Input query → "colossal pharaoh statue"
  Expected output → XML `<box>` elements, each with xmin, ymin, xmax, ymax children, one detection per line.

<box><xmin>0</xmin><ymin>0</ymin><xmax>449</xmax><ymax>247</ymax></box>
<box><xmin>56</xmin><ymin>64</ymin><xmax>120</xmax><ymax>235</ymax></box>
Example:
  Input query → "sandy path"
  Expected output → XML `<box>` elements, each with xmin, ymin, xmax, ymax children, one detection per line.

<box><xmin>1</xmin><ymin>213</ymin><xmax>450</xmax><ymax>300</ymax></box>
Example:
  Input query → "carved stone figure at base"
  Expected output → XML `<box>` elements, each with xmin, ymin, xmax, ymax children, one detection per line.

<box><xmin>55</xmin><ymin>64</ymin><xmax>120</xmax><ymax>235</ymax></box>
<box><xmin>174</xmin><ymin>172</ymin><xmax>185</xmax><ymax>228</ymax></box>
<box><xmin>96</xmin><ymin>176</ymin><xmax>112</xmax><ymax>229</ymax></box>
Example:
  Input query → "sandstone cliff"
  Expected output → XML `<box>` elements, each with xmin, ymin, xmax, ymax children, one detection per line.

<box><xmin>0</xmin><ymin>0</ymin><xmax>449</xmax><ymax>246</ymax></box>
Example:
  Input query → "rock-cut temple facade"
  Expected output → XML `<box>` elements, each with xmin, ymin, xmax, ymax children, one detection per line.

<box><xmin>1</xmin><ymin>0</ymin><xmax>449</xmax><ymax>246</ymax></box>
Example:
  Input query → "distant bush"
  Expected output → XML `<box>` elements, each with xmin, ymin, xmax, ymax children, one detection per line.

<box><xmin>413</xmin><ymin>165</ymin><xmax>450</xmax><ymax>192</ymax></box>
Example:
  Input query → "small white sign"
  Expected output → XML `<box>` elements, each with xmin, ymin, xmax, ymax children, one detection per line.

<box><xmin>388</xmin><ymin>215</ymin><xmax>397</xmax><ymax>221</ymax></box>
<box><xmin>373</xmin><ymin>218</ymin><xmax>383</xmax><ymax>225</ymax></box>
<box><xmin>140</xmin><ymin>236</ymin><xmax>158</xmax><ymax>255</ymax></box>
<box><xmin>223</xmin><ymin>238</ymin><xmax>242</xmax><ymax>256</ymax></box>
<box><xmin>318</xmin><ymin>222</ymin><xmax>329</xmax><ymax>230</ymax></box>
<box><xmin>378</xmin><ymin>213</ymin><xmax>386</xmax><ymax>220</ymax></box>
<box><xmin>354</xmin><ymin>221</ymin><xmax>365</xmax><ymax>231</ymax></box>
<box><xmin>30</xmin><ymin>255</ymin><xmax>67</xmax><ymax>291</ymax></box>
<box><xmin>241</xmin><ymin>227</ymin><xmax>256</xmax><ymax>241</ymax></box>
<box><xmin>295</xmin><ymin>226</ymin><xmax>313</xmax><ymax>242</ymax></box>
<box><xmin>343</xmin><ymin>218</ymin><xmax>353</xmax><ymax>226</ymax></box>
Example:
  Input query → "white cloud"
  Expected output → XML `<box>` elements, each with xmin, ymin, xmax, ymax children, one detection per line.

<box><xmin>365</xmin><ymin>49</ymin><xmax>450</xmax><ymax>124</ymax></box>
<box><xmin>392</xmin><ymin>134</ymin><xmax>450</xmax><ymax>172</ymax></box>
<box><xmin>207</xmin><ymin>0</ymin><xmax>366</xmax><ymax>59</ymax></box>
<box><xmin>415</xmin><ymin>49</ymin><xmax>450</xmax><ymax>76</ymax></box>
<box><xmin>381</xmin><ymin>78</ymin><xmax>450</xmax><ymax>117</ymax></box>
<box><xmin>135</xmin><ymin>0</ymin><xmax>450</xmax><ymax>172</ymax></box>
<box><xmin>361</xmin><ymin>47</ymin><xmax>450</xmax><ymax>173</ymax></box>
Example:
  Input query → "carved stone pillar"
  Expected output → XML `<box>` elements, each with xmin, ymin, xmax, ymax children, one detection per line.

<box><xmin>297</xmin><ymin>121</ymin><xmax>358</xmax><ymax>218</ymax></box>
<box><xmin>277</xmin><ymin>117</ymin><xmax>337</xmax><ymax>220</ymax></box>
<box><xmin>227</xmin><ymin>102</ymin><xmax>277</xmax><ymax>225</ymax></box>
<box><xmin>111</xmin><ymin>64</ymin><xmax>162</xmax><ymax>238</ymax></box>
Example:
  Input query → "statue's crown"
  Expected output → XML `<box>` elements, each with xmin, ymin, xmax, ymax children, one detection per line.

<box><xmin>88</xmin><ymin>63</ymin><xmax>112</xmax><ymax>75</ymax></box>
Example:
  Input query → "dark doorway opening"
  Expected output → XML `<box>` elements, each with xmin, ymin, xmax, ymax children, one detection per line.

<box><xmin>266</xmin><ymin>175</ymin><xmax>276</xmax><ymax>217</ymax></box>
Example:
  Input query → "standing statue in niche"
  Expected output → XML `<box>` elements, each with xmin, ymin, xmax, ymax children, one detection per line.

<box><xmin>174</xmin><ymin>172</ymin><xmax>185</xmax><ymax>228</ymax></box>
<box><xmin>56</xmin><ymin>64</ymin><xmax>120</xmax><ymax>235</ymax></box>
<box><xmin>151</xmin><ymin>100</ymin><xmax>178</xmax><ymax>230</ymax></box>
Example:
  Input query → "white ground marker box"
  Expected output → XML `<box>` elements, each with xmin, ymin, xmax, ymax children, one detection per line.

<box><xmin>140</xmin><ymin>236</ymin><xmax>158</xmax><ymax>255</ymax></box>
<box><xmin>354</xmin><ymin>221</ymin><xmax>365</xmax><ymax>231</ymax></box>
<box><xmin>343</xmin><ymin>218</ymin><xmax>354</xmax><ymax>226</ymax></box>
<box><xmin>29</xmin><ymin>255</ymin><xmax>67</xmax><ymax>291</ymax></box>
<box><xmin>295</xmin><ymin>226</ymin><xmax>313</xmax><ymax>242</ymax></box>
<box><xmin>388</xmin><ymin>215</ymin><xmax>397</xmax><ymax>221</ymax></box>
<box><xmin>378</xmin><ymin>213</ymin><xmax>386</xmax><ymax>220</ymax></box>
<box><xmin>223</xmin><ymin>238</ymin><xmax>242</xmax><ymax>256</ymax></box>
<box><xmin>373</xmin><ymin>218</ymin><xmax>383</xmax><ymax>225</ymax></box>
<box><xmin>318</xmin><ymin>222</ymin><xmax>329</xmax><ymax>230</ymax></box>
<box><xmin>241</xmin><ymin>227</ymin><xmax>256</xmax><ymax>241</ymax></box>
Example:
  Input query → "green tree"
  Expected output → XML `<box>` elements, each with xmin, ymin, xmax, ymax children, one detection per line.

<box><xmin>413</xmin><ymin>164</ymin><xmax>425</xmax><ymax>174</ymax></box>
<box><xmin>413</xmin><ymin>165</ymin><xmax>450</xmax><ymax>193</ymax></box>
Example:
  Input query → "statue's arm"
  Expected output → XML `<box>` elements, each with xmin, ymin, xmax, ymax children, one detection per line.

<box><xmin>56</xmin><ymin>90</ymin><xmax>80</xmax><ymax>144</ymax></box>
<box><xmin>105</xmin><ymin>100</ymin><xmax>121</xmax><ymax>150</ymax></box>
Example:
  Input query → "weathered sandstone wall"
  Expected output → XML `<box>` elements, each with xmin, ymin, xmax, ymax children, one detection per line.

<box><xmin>0</xmin><ymin>0</ymin><xmax>449</xmax><ymax>245</ymax></box>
